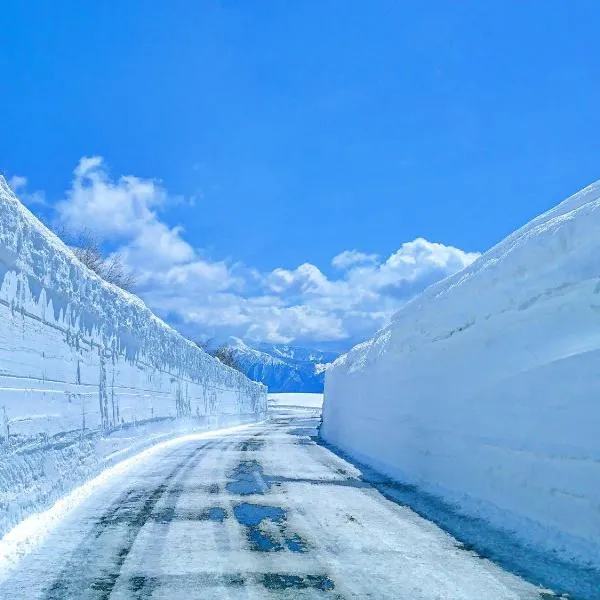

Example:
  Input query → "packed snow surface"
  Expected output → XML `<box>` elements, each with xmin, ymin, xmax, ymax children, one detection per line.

<box><xmin>0</xmin><ymin>405</ymin><xmax>554</xmax><ymax>599</ymax></box>
<box><xmin>322</xmin><ymin>181</ymin><xmax>600</xmax><ymax>573</ymax></box>
<box><xmin>0</xmin><ymin>177</ymin><xmax>266</xmax><ymax>537</ymax></box>
<box><xmin>0</xmin><ymin>421</ymin><xmax>255</xmax><ymax>584</ymax></box>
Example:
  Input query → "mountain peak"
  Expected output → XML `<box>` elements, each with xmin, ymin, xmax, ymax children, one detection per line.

<box><xmin>202</xmin><ymin>337</ymin><xmax>340</xmax><ymax>392</ymax></box>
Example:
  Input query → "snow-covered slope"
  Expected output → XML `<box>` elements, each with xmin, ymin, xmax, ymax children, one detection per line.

<box><xmin>0</xmin><ymin>176</ymin><xmax>266</xmax><ymax>534</ymax></box>
<box><xmin>207</xmin><ymin>337</ymin><xmax>339</xmax><ymax>392</ymax></box>
<box><xmin>322</xmin><ymin>181</ymin><xmax>600</xmax><ymax>572</ymax></box>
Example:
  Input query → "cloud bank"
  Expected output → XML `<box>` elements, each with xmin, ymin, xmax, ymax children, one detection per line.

<box><xmin>14</xmin><ymin>158</ymin><xmax>480</xmax><ymax>348</ymax></box>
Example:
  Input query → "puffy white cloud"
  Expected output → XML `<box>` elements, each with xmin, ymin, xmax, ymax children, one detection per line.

<box><xmin>345</xmin><ymin>238</ymin><xmax>480</xmax><ymax>299</ymax></box>
<box><xmin>28</xmin><ymin>157</ymin><xmax>480</xmax><ymax>348</ymax></box>
<box><xmin>121</xmin><ymin>223</ymin><xmax>195</xmax><ymax>268</ymax></box>
<box><xmin>55</xmin><ymin>156</ymin><xmax>198</xmax><ymax>269</ymax></box>
<box><xmin>144</xmin><ymin>236</ymin><xmax>478</xmax><ymax>346</ymax></box>
<box><xmin>331</xmin><ymin>249</ymin><xmax>378</xmax><ymax>269</ymax></box>
<box><xmin>57</xmin><ymin>156</ymin><xmax>168</xmax><ymax>238</ymax></box>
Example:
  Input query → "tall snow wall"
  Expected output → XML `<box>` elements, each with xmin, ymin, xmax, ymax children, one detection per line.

<box><xmin>0</xmin><ymin>176</ymin><xmax>267</xmax><ymax>440</ymax></box>
<box><xmin>322</xmin><ymin>181</ymin><xmax>600</xmax><ymax>570</ymax></box>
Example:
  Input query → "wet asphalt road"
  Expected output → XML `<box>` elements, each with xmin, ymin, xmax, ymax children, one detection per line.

<box><xmin>0</xmin><ymin>404</ymin><xmax>553</xmax><ymax>599</ymax></box>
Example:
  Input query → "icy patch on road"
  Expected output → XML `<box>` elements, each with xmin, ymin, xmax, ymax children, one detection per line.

<box><xmin>0</xmin><ymin>421</ymin><xmax>256</xmax><ymax>585</ymax></box>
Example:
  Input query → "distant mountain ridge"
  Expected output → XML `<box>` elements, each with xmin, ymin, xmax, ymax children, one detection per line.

<box><xmin>203</xmin><ymin>337</ymin><xmax>339</xmax><ymax>392</ymax></box>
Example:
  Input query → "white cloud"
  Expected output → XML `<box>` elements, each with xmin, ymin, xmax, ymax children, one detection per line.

<box><xmin>56</xmin><ymin>157</ymin><xmax>196</xmax><ymax>268</ymax></box>
<box><xmin>153</xmin><ymin>236</ymin><xmax>478</xmax><ymax>346</ymax></box>
<box><xmin>57</xmin><ymin>156</ymin><xmax>168</xmax><ymax>239</ymax></box>
<box><xmin>121</xmin><ymin>223</ymin><xmax>195</xmax><ymax>268</ymax></box>
<box><xmin>7</xmin><ymin>176</ymin><xmax>46</xmax><ymax>206</ymax></box>
<box><xmin>27</xmin><ymin>157</ymin><xmax>481</xmax><ymax>348</ymax></box>
<box><xmin>345</xmin><ymin>238</ymin><xmax>480</xmax><ymax>298</ymax></box>
<box><xmin>8</xmin><ymin>175</ymin><xmax>27</xmax><ymax>190</ymax></box>
<box><xmin>331</xmin><ymin>249</ymin><xmax>378</xmax><ymax>269</ymax></box>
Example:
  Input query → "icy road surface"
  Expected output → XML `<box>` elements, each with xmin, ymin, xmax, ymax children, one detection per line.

<box><xmin>0</xmin><ymin>402</ymin><xmax>552</xmax><ymax>599</ymax></box>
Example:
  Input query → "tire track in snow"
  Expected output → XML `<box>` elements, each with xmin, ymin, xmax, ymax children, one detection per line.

<box><xmin>43</xmin><ymin>441</ymin><xmax>216</xmax><ymax>599</ymax></box>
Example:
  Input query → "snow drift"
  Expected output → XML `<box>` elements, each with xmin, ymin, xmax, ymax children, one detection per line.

<box><xmin>322</xmin><ymin>181</ymin><xmax>600</xmax><ymax>571</ymax></box>
<box><xmin>0</xmin><ymin>176</ymin><xmax>266</xmax><ymax>535</ymax></box>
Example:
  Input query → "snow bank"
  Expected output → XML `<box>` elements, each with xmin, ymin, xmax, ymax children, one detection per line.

<box><xmin>322</xmin><ymin>181</ymin><xmax>600</xmax><ymax>572</ymax></box>
<box><xmin>0</xmin><ymin>176</ymin><xmax>266</xmax><ymax>535</ymax></box>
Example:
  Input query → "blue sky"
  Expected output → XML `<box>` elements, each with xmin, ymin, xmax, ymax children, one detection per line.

<box><xmin>2</xmin><ymin>1</ymin><xmax>600</xmax><ymax>349</ymax></box>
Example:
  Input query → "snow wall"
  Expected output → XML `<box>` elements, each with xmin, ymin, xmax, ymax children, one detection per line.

<box><xmin>0</xmin><ymin>176</ymin><xmax>266</xmax><ymax>440</ymax></box>
<box><xmin>322</xmin><ymin>181</ymin><xmax>600</xmax><ymax>571</ymax></box>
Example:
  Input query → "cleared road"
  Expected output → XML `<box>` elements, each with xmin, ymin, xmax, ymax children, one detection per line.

<box><xmin>0</xmin><ymin>403</ymin><xmax>552</xmax><ymax>599</ymax></box>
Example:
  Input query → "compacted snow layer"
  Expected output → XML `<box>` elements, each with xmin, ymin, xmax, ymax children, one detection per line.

<box><xmin>0</xmin><ymin>408</ymin><xmax>553</xmax><ymax>599</ymax></box>
<box><xmin>322</xmin><ymin>181</ymin><xmax>600</xmax><ymax>573</ymax></box>
<box><xmin>0</xmin><ymin>177</ymin><xmax>266</xmax><ymax>537</ymax></box>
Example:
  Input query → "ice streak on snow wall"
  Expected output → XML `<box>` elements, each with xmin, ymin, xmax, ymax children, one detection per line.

<box><xmin>0</xmin><ymin>177</ymin><xmax>267</xmax><ymax>439</ymax></box>
<box><xmin>322</xmin><ymin>180</ymin><xmax>600</xmax><ymax>569</ymax></box>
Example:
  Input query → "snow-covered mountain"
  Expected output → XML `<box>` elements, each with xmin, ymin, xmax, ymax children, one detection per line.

<box><xmin>204</xmin><ymin>337</ymin><xmax>339</xmax><ymax>392</ymax></box>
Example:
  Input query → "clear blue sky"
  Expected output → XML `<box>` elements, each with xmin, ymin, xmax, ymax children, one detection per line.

<box><xmin>2</xmin><ymin>1</ymin><xmax>600</xmax><ymax>348</ymax></box>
